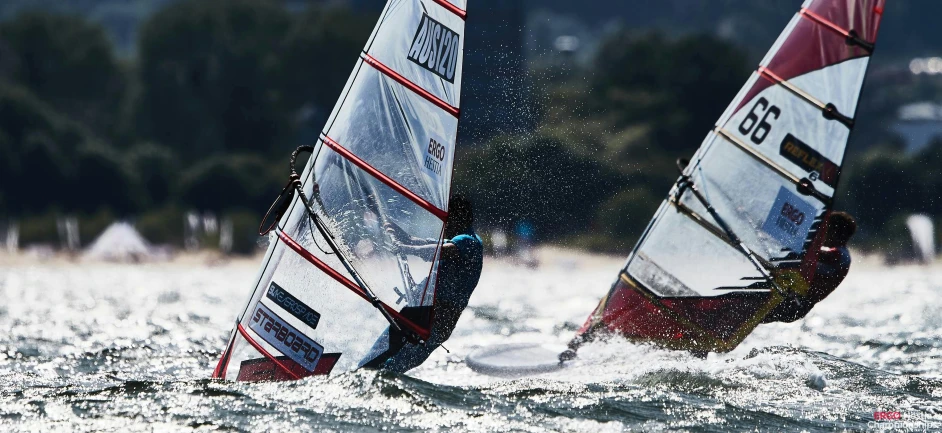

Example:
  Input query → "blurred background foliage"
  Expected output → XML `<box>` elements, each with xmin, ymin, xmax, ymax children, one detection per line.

<box><xmin>0</xmin><ymin>0</ymin><xmax>940</xmax><ymax>257</ymax></box>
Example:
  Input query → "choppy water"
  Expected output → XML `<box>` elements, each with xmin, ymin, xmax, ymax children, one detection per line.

<box><xmin>1</xmin><ymin>252</ymin><xmax>941</xmax><ymax>432</ymax></box>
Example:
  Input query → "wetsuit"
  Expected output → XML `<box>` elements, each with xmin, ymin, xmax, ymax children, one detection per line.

<box><xmin>762</xmin><ymin>245</ymin><xmax>851</xmax><ymax>323</ymax></box>
<box><xmin>360</xmin><ymin>228</ymin><xmax>483</xmax><ymax>372</ymax></box>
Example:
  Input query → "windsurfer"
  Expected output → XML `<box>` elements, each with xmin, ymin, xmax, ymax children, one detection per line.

<box><xmin>559</xmin><ymin>211</ymin><xmax>857</xmax><ymax>361</ymax></box>
<box><xmin>762</xmin><ymin>211</ymin><xmax>856</xmax><ymax>323</ymax></box>
<box><xmin>359</xmin><ymin>194</ymin><xmax>483</xmax><ymax>372</ymax></box>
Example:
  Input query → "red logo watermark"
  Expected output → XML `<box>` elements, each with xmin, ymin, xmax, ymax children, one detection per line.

<box><xmin>873</xmin><ymin>412</ymin><xmax>901</xmax><ymax>421</ymax></box>
<box><xmin>868</xmin><ymin>411</ymin><xmax>939</xmax><ymax>431</ymax></box>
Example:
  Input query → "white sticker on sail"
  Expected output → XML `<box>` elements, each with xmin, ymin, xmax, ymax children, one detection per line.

<box><xmin>265</xmin><ymin>249</ymin><xmax>392</xmax><ymax>372</ymax></box>
<box><xmin>407</xmin><ymin>13</ymin><xmax>461</xmax><ymax>84</ymax></box>
<box><xmin>760</xmin><ymin>187</ymin><xmax>817</xmax><ymax>253</ymax></box>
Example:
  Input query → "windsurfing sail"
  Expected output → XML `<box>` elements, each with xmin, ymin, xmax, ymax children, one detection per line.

<box><xmin>213</xmin><ymin>0</ymin><xmax>467</xmax><ymax>381</ymax></box>
<box><xmin>906</xmin><ymin>214</ymin><xmax>935</xmax><ymax>264</ymax></box>
<box><xmin>575</xmin><ymin>0</ymin><xmax>885</xmax><ymax>353</ymax></box>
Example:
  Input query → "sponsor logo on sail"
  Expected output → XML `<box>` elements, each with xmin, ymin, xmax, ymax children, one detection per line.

<box><xmin>266</xmin><ymin>282</ymin><xmax>320</xmax><ymax>330</ymax></box>
<box><xmin>249</xmin><ymin>302</ymin><xmax>323</xmax><ymax>372</ymax></box>
<box><xmin>779</xmin><ymin>134</ymin><xmax>839</xmax><ymax>187</ymax></box>
<box><xmin>424</xmin><ymin>137</ymin><xmax>446</xmax><ymax>178</ymax></box>
<box><xmin>408</xmin><ymin>13</ymin><xmax>460</xmax><ymax>83</ymax></box>
<box><xmin>761</xmin><ymin>187</ymin><xmax>817</xmax><ymax>254</ymax></box>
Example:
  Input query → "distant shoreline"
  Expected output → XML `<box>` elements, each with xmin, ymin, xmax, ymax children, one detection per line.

<box><xmin>0</xmin><ymin>246</ymin><xmax>912</xmax><ymax>271</ymax></box>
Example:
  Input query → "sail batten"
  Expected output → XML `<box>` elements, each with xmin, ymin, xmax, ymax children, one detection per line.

<box><xmin>668</xmin><ymin>199</ymin><xmax>777</xmax><ymax>271</ymax></box>
<box><xmin>361</xmin><ymin>54</ymin><xmax>460</xmax><ymax>117</ymax></box>
<box><xmin>712</xmin><ymin>127</ymin><xmax>832</xmax><ymax>206</ymax></box>
<box><xmin>320</xmin><ymin>135</ymin><xmax>448</xmax><ymax>219</ymax></box>
<box><xmin>431</xmin><ymin>0</ymin><xmax>467</xmax><ymax>19</ymax></box>
<box><xmin>276</xmin><ymin>230</ymin><xmax>369</xmax><ymax>300</ymax></box>
<box><xmin>758</xmin><ymin>68</ymin><xmax>827</xmax><ymax>112</ymax></box>
<box><xmin>756</xmin><ymin>66</ymin><xmax>855</xmax><ymax>128</ymax></box>
<box><xmin>798</xmin><ymin>7</ymin><xmax>877</xmax><ymax>51</ymax></box>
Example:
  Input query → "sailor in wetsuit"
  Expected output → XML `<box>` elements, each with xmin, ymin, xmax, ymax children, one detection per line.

<box><xmin>762</xmin><ymin>211</ymin><xmax>856</xmax><ymax>323</ymax></box>
<box><xmin>560</xmin><ymin>211</ymin><xmax>857</xmax><ymax>361</ymax></box>
<box><xmin>359</xmin><ymin>194</ymin><xmax>483</xmax><ymax>372</ymax></box>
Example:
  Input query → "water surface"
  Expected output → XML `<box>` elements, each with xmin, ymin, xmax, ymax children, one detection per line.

<box><xmin>0</xmin><ymin>251</ymin><xmax>940</xmax><ymax>431</ymax></box>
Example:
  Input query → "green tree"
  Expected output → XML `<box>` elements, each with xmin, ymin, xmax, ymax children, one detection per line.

<box><xmin>0</xmin><ymin>85</ymin><xmax>81</xmax><ymax>214</ymax></box>
<box><xmin>177</xmin><ymin>154</ymin><xmax>280</xmax><ymax>213</ymax></box>
<box><xmin>279</xmin><ymin>6</ymin><xmax>373</xmax><ymax>127</ymax></box>
<box><xmin>135</xmin><ymin>0</ymin><xmax>293</xmax><ymax>160</ymax></box>
<box><xmin>126</xmin><ymin>142</ymin><xmax>178</xmax><ymax>208</ymax></box>
<box><xmin>0</xmin><ymin>84</ymin><xmax>140</xmax><ymax>217</ymax></box>
<box><xmin>591</xmin><ymin>32</ymin><xmax>750</xmax><ymax>154</ymax></box>
<box><xmin>70</xmin><ymin>142</ymin><xmax>141</xmax><ymax>215</ymax></box>
<box><xmin>0</xmin><ymin>12</ymin><xmax>125</xmax><ymax>137</ymax></box>
<box><xmin>455</xmin><ymin>133</ymin><xmax>626</xmax><ymax>238</ymax></box>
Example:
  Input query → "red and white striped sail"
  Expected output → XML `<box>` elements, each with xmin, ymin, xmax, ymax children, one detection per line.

<box><xmin>213</xmin><ymin>0</ymin><xmax>467</xmax><ymax>380</ymax></box>
<box><xmin>579</xmin><ymin>0</ymin><xmax>884</xmax><ymax>352</ymax></box>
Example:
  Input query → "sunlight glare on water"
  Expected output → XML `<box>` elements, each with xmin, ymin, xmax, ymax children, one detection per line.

<box><xmin>0</xmin><ymin>250</ymin><xmax>940</xmax><ymax>432</ymax></box>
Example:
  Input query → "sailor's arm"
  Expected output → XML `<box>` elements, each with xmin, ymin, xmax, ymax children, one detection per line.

<box><xmin>384</xmin><ymin>222</ymin><xmax>463</xmax><ymax>257</ymax></box>
<box><xmin>399</xmin><ymin>241</ymin><xmax>458</xmax><ymax>258</ymax></box>
<box><xmin>384</xmin><ymin>222</ymin><xmax>440</xmax><ymax>246</ymax></box>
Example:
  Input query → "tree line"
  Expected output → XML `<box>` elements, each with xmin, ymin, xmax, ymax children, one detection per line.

<box><xmin>0</xmin><ymin>0</ymin><xmax>936</xmax><ymax>258</ymax></box>
<box><xmin>0</xmin><ymin>1</ymin><xmax>372</xmax><ymax>252</ymax></box>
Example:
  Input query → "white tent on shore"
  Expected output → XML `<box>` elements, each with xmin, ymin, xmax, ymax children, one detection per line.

<box><xmin>84</xmin><ymin>222</ymin><xmax>158</xmax><ymax>262</ymax></box>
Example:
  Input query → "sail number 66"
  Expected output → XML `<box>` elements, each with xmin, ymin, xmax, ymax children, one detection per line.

<box><xmin>738</xmin><ymin>97</ymin><xmax>781</xmax><ymax>145</ymax></box>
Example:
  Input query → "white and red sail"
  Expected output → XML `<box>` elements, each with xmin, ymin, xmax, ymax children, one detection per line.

<box><xmin>577</xmin><ymin>0</ymin><xmax>884</xmax><ymax>352</ymax></box>
<box><xmin>213</xmin><ymin>0</ymin><xmax>467</xmax><ymax>380</ymax></box>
